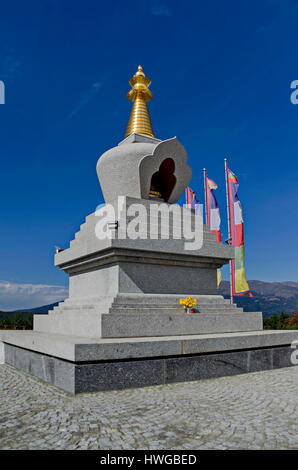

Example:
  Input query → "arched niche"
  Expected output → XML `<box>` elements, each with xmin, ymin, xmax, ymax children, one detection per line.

<box><xmin>149</xmin><ymin>158</ymin><xmax>176</xmax><ymax>202</ymax></box>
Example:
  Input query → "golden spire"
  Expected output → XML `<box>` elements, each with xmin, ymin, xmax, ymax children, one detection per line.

<box><xmin>125</xmin><ymin>65</ymin><xmax>155</xmax><ymax>138</ymax></box>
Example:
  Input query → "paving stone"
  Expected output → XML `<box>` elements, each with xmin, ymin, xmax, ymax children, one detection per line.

<box><xmin>0</xmin><ymin>364</ymin><xmax>297</xmax><ymax>450</ymax></box>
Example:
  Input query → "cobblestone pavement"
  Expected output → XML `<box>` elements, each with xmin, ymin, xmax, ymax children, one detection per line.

<box><xmin>0</xmin><ymin>364</ymin><xmax>297</xmax><ymax>450</ymax></box>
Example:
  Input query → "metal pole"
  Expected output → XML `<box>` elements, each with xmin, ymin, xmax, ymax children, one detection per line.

<box><xmin>224</xmin><ymin>158</ymin><xmax>234</xmax><ymax>305</ymax></box>
<box><xmin>203</xmin><ymin>168</ymin><xmax>207</xmax><ymax>225</ymax></box>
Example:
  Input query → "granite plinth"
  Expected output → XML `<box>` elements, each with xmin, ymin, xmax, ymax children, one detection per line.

<box><xmin>1</xmin><ymin>338</ymin><xmax>296</xmax><ymax>394</ymax></box>
<box><xmin>1</xmin><ymin>330</ymin><xmax>297</xmax><ymax>393</ymax></box>
<box><xmin>1</xmin><ymin>329</ymin><xmax>297</xmax><ymax>362</ymax></box>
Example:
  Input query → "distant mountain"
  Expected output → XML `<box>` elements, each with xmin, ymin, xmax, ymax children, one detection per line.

<box><xmin>219</xmin><ymin>280</ymin><xmax>298</xmax><ymax>317</ymax></box>
<box><xmin>8</xmin><ymin>302</ymin><xmax>59</xmax><ymax>314</ymax></box>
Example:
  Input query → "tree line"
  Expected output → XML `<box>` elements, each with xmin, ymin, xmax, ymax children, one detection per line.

<box><xmin>0</xmin><ymin>313</ymin><xmax>33</xmax><ymax>330</ymax></box>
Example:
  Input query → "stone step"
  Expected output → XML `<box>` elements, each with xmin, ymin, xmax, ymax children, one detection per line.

<box><xmin>53</xmin><ymin>304</ymin><xmax>111</xmax><ymax>313</ymax></box>
<box><xmin>58</xmin><ymin>295</ymin><xmax>232</xmax><ymax>307</ymax></box>
<box><xmin>61</xmin><ymin>297</ymin><xmax>115</xmax><ymax>307</ymax></box>
<box><xmin>49</xmin><ymin>305</ymin><xmax>242</xmax><ymax>316</ymax></box>
<box><xmin>58</xmin><ymin>302</ymin><xmax>235</xmax><ymax>310</ymax></box>
<box><xmin>56</xmin><ymin>304</ymin><xmax>99</xmax><ymax>311</ymax></box>
<box><xmin>113</xmin><ymin>295</ymin><xmax>229</xmax><ymax>304</ymax></box>
<box><xmin>109</xmin><ymin>308</ymin><xmax>243</xmax><ymax>315</ymax></box>
<box><xmin>100</xmin><ymin>312</ymin><xmax>262</xmax><ymax>338</ymax></box>
<box><xmin>34</xmin><ymin>310</ymin><xmax>263</xmax><ymax>338</ymax></box>
<box><xmin>34</xmin><ymin>312</ymin><xmax>102</xmax><ymax>337</ymax></box>
<box><xmin>110</xmin><ymin>302</ymin><xmax>239</xmax><ymax>309</ymax></box>
<box><xmin>49</xmin><ymin>307</ymin><xmax>107</xmax><ymax>316</ymax></box>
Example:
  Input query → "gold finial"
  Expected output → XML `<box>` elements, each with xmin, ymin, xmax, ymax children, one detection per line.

<box><xmin>125</xmin><ymin>65</ymin><xmax>155</xmax><ymax>138</ymax></box>
<box><xmin>136</xmin><ymin>65</ymin><xmax>145</xmax><ymax>76</ymax></box>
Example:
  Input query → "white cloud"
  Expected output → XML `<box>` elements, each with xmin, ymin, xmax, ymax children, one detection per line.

<box><xmin>67</xmin><ymin>82</ymin><xmax>102</xmax><ymax>119</ymax></box>
<box><xmin>0</xmin><ymin>281</ymin><xmax>68</xmax><ymax>311</ymax></box>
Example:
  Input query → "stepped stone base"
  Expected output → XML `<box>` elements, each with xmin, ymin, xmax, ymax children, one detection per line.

<box><xmin>0</xmin><ymin>330</ymin><xmax>297</xmax><ymax>393</ymax></box>
<box><xmin>33</xmin><ymin>294</ymin><xmax>263</xmax><ymax>338</ymax></box>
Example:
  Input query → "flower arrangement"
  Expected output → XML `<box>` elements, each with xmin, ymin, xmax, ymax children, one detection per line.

<box><xmin>179</xmin><ymin>296</ymin><xmax>197</xmax><ymax>314</ymax></box>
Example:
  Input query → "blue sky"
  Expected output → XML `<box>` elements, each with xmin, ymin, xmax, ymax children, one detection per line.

<box><xmin>1</xmin><ymin>0</ymin><xmax>298</xmax><ymax>309</ymax></box>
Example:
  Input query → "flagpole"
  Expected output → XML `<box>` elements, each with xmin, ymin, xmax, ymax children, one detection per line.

<box><xmin>224</xmin><ymin>158</ymin><xmax>233</xmax><ymax>305</ymax></box>
<box><xmin>203</xmin><ymin>168</ymin><xmax>207</xmax><ymax>225</ymax></box>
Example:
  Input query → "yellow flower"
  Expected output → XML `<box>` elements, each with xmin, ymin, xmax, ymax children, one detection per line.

<box><xmin>179</xmin><ymin>296</ymin><xmax>197</xmax><ymax>308</ymax></box>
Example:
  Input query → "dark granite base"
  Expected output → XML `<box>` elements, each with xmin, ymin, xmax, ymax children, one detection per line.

<box><xmin>4</xmin><ymin>343</ymin><xmax>296</xmax><ymax>394</ymax></box>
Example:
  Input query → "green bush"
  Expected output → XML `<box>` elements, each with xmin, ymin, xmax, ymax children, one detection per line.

<box><xmin>288</xmin><ymin>312</ymin><xmax>298</xmax><ymax>328</ymax></box>
<box><xmin>263</xmin><ymin>312</ymin><xmax>298</xmax><ymax>330</ymax></box>
<box><xmin>0</xmin><ymin>313</ymin><xmax>33</xmax><ymax>330</ymax></box>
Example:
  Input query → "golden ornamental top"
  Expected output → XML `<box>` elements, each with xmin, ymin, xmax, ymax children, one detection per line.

<box><xmin>125</xmin><ymin>65</ymin><xmax>154</xmax><ymax>138</ymax></box>
<box><xmin>127</xmin><ymin>65</ymin><xmax>153</xmax><ymax>102</ymax></box>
